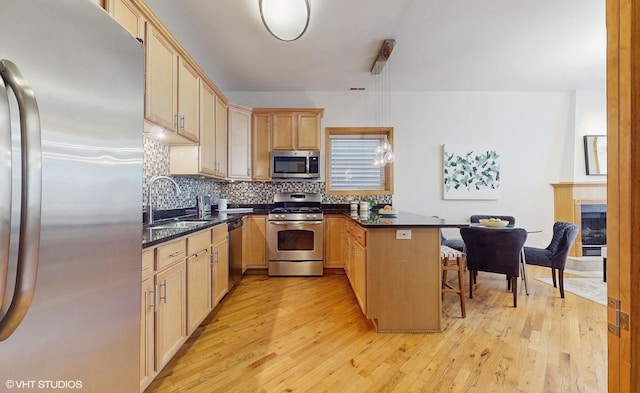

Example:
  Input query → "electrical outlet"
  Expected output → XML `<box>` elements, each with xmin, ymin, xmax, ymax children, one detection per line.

<box><xmin>396</xmin><ymin>229</ymin><xmax>412</xmax><ymax>240</ymax></box>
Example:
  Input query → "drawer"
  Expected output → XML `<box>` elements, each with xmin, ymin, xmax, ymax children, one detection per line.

<box><xmin>212</xmin><ymin>223</ymin><xmax>228</xmax><ymax>242</ymax></box>
<box><xmin>142</xmin><ymin>249</ymin><xmax>154</xmax><ymax>280</ymax></box>
<box><xmin>156</xmin><ymin>238</ymin><xmax>187</xmax><ymax>271</ymax></box>
<box><xmin>349</xmin><ymin>224</ymin><xmax>366</xmax><ymax>247</ymax></box>
<box><xmin>188</xmin><ymin>229</ymin><xmax>211</xmax><ymax>255</ymax></box>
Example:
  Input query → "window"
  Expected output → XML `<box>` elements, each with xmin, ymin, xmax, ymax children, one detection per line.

<box><xmin>325</xmin><ymin>127</ymin><xmax>394</xmax><ymax>195</ymax></box>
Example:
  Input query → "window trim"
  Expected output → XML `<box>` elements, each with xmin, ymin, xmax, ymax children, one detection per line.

<box><xmin>325</xmin><ymin>127</ymin><xmax>394</xmax><ymax>195</ymax></box>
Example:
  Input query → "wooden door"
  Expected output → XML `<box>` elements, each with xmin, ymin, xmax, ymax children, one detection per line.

<box><xmin>243</xmin><ymin>216</ymin><xmax>267</xmax><ymax>269</ymax></box>
<box><xmin>145</xmin><ymin>24</ymin><xmax>177</xmax><ymax>131</ymax></box>
<box><xmin>214</xmin><ymin>96</ymin><xmax>228</xmax><ymax>177</ymax></box>
<box><xmin>324</xmin><ymin>215</ymin><xmax>346</xmax><ymax>268</ymax></box>
<box><xmin>140</xmin><ymin>276</ymin><xmax>155</xmax><ymax>391</ymax></box>
<box><xmin>228</xmin><ymin>105</ymin><xmax>252</xmax><ymax>180</ymax></box>
<box><xmin>198</xmin><ymin>81</ymin><xmax>216</xmax><ymax>175</ymax></box>
<box><xmin>606</xmin><ymin>0</ymin><xmax>640</xmax><ymax>390</ymax></box>
<box><xmin>297</xmin><ymin>112</ymin><xmax>321</xmax><ymax>150</ymax></box>
<box><xmin>107</xmin><ymin>0</ymin><xmax>144</xmax><ymax>41</ymax></box>
<box><xmin>155</xmin><ymin>261</ymin><xmax>187</xmax><ymax>370</ymax></box>
<box><xmin>271</xmin><ymin>113</ymin><xmax>296</xmax><ymax>150</ymax></box>
<box><xmin>186</xmin><ymin>249</ymin><xmax>211</xmax><ymax>335</ymax></box>
<box><xmin>252</xmin><ymin>113</ymin><xmax>272</xmax><ymax>180</ymax></box>
<box><xmin>212</xmin><ymin>237</ymin><xmax>229</xmax><ymax>306</ymax></box>
<box><xmin>177</xmin><ymin>57</ymin><xmax>199</xmax><ymax>142</ymax></box>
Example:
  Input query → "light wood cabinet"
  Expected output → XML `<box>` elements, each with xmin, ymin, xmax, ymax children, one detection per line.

<box><xmin>214</xmin><ymin>96</ymin><xmax>228</xmax><ymax>177</ymax></box>
<box><xmin>145</xmin><ymin>24</ymin><xmax>198</xmax><ymax>144</ymax></box>
<box><xmin>345</xmin><ymin>220</ymin><xmax>367</xmax><ymax>314</ymax></box>
<box><xmin>155</xmin><ymin>258</ymin><xmax>187</xmax><ymax>371</ymax></box>
<box><xmin>140</xmin><ymin>249</ymin><xmax>155</xmax><ymax>392</ymax></box>
<box><xmin>106</xmin><ymin>0</ymin><xmax>145</xmax><ymax>41</ymax></box>
<box><xmin>212</xmin><ymin>224</ymin><xmax>229</xmax><ymax>306</ymax></box>
<box><xmin>186</xmin><ymin>230</ymin><xmax>212</xmax><ymax>335</ymax></box>
<box><xmin>177</xmin><ymin>57</ymin><xmax>200</xmax><ymax>142</ymax></box>
<box><xmin>227</xmin><ymin>103</ymin><xmax>252</xmax><ymax>180</ymax></box>
<box><xmin>243</xmin><ymin>215</ymin><xmax>267</xmax><ymax>270</ymax></box>
<box><xmin>252</xmin><ymin>113</ymin><xmax>271</xmax><ymax>181</ymax></box>
<box><xmin>253</xmin><ymin>108</ymin><xmax>324</xmax><ymax>151</ymax></box>
<box><xmin>169</xmin><ymin>80</ymin><xmax>219</xmax><ymax>177</ymax></box>
<box><xmin>324</xmin><ymin>215</ymin><xmax>347</xmax><ymax>268</ymax></box>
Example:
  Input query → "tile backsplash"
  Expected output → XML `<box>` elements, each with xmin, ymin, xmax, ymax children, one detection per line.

<box><xmin>143</xmin><ymin>136</ymin><xmax>391</xmax><ymax>210</ymax></box>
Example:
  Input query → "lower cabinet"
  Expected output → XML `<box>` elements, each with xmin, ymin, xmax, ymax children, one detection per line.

<box><xmin>324</xmin><ymin>215</ymin><xmax>347</xmax><ymax>268</ymax></box>
<box><xmin>346</xmin><ymin>221</ymin><xmax>367</xmax><ymax>314</ymax></box>
<box><xmin>140</xmin><ymin>250</ymin><xmax>155</xmax><ymax>392</ymax></box>
<box><xmin>211</xmin><ymin>224</ymin><xmax>229</xmax><ymax>306</ymax></box>
<box><xmin>187</xmin><ymin>230</ymin><xmax>213</xmax><ymax>335</ymax></box>
<box><xmin>243</xmin><ymin>215</ymin><xmax>267</xmax><ymax>270</ymax></box>
<box><xmin>155</xmin><ymin>258</ymin><xmax>187</xmax><ymax>370</ymax></box>
<box><xmin>141</xmin><ymin>224</ymin><xmax>229</xmax><ymax>392</ymax></box>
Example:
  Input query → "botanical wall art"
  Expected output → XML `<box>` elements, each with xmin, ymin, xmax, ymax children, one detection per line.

<box><xmin>443</xmin><ymin>144</ymin><xmax>500</xmax><ymax>200</ymax></box>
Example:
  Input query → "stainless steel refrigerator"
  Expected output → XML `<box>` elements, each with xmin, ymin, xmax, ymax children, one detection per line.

<box><xmin>1</xmin><ymin>1</ymin><xmax>143</xmax><ymax>391</ymax></box>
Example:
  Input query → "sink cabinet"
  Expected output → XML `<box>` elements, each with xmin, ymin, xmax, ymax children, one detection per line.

<box><xmin>186</xmin><ymin>230</ymin><xmax>212</xmax><ymax>335</ymax></box>
<box><xmin>141</xmin><ymin>224</ymin><xmax>229</xmax><ymax>391</ymax></box>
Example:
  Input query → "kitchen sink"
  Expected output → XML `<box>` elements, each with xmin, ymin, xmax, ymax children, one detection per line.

<box><xmin>148</xmin><ymin>220</ymin><xmax>210</xmax><ymax>230</ymax></box>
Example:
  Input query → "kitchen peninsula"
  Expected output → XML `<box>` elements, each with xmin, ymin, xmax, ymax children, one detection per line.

<box><xmin>344</xmin><ymin>211</ymin><xmax>467</xmax><ymax>333</ymax></box>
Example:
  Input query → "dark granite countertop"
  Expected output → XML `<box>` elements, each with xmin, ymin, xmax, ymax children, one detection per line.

<box><xmin>143</xmin><ymin>204</ymin><xmax>467</xmax><ymax>248</ymax></box>
<box><xmin>346</xmin><ymin>211</ymin><xmax>468</xmax><ymax>229</ymax></box>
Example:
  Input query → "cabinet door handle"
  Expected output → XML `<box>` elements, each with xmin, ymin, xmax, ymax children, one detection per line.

<box><xmin>174</xmin><ymin>114</ymin><xmax>178</xmax><ymax>127</ymax></box>
<box><xmin>180</xmin><ymin>115</ymin><xmax>185</xmax><ymax>130</ymax></box>
<box><xmin>159</xmin><ymin>280</ymin><xmax>167</xmax><ymax>303</ymax></box>
<box><xmin>153</xmin><ymin>286</ymin><xmax>159</xmax><ymax>312</ymax></box>
<box><xmin>169</xmin><ymin>250</ymin><xmax>184</xmax><ymax>258</ymax></box>
<box><xmin>149</xmin><ymin>288</ymin><xmax>157</xmax><ymax>313</ymax></box>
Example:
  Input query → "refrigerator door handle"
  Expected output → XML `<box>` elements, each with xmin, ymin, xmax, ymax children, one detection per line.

<box><xmin>0</xmin><ymin>68</ymin><xmax>12</xmax><ymax>310</ymax></box>
<box><xmin>0</xmin><ymin>59</ymin><xmax>42</xmax><ymax>341</ymax></box>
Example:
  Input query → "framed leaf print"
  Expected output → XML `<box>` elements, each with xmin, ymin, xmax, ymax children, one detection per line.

<box><xmin>443</xmin><ymin>144</ymin><xmax>500</xmax><ymax>200</ymax></box>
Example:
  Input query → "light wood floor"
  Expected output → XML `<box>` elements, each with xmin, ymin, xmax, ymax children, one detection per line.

<box><xmin>145</xmin><ymin>265</ymin><xmax>607</xmax><ymax>393</ymax></box>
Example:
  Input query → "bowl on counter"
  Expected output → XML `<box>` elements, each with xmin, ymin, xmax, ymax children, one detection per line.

<box><xmin>478</xmin><ymin>218</ymin><xmax>509</xmax><ymax>227</ymax></box>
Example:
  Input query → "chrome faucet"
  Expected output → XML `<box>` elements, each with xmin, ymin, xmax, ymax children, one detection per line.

<box><xmin>147</xmin><ymin>176</ymin><xmax>181</xmax><ymax>225</ymax></box>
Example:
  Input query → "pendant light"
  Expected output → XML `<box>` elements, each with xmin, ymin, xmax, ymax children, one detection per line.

<box><xmin>259</xmin><ymin>0</ymin><xmax>310</xmax><ymax>42</ymax></box>
<box><xmin>371</xmin><ymin>39</ymin><xmax>395</xmax><ymax>167</ymax></box>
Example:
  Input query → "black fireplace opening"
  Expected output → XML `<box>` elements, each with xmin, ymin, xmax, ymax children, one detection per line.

<box><xmin>581</xmin><ymin>204</ymin><xmax>606</xmax><ymax>256</ymax></box>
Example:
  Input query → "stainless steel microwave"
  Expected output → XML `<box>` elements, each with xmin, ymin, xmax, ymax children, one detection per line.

<box><xmin>271</xmin><ymin>150</ymin><xmax>320</xmax><ymax>179</ymax></box>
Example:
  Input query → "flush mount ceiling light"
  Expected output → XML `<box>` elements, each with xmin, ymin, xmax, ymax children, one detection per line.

<box><xmin>259</xmin><ymin>0</ymin><xmax>310</xmax><ymax>41</ymax></box>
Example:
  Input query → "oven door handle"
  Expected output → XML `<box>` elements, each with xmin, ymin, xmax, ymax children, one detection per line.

<box><xmin>270</xmin><ymin>221</ymin><xmax>323</xmax><ymax>226</ymax></box>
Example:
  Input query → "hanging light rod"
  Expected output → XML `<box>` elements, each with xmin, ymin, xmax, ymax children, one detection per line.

<box><xmin>370</xmin><ymin>39</ymin><xmax>396</xmax><ymax>75</ymax></box>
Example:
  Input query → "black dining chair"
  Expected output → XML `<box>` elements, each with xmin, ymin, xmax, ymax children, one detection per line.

<box><xmin>460</xmin><ymin>226</ymin><xmax>528</xmax><ymax>307</ymax></box>
<box><xmin>522</xmin><ymin>221</ymin><xmax>579</xmax><ymax>298</ymax></box>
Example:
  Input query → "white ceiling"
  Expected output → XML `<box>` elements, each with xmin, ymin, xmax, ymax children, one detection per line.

<box><xmin>144</xmin><ymin>0</ymin><xmax>606</xmax><ymax>92</ymax></box>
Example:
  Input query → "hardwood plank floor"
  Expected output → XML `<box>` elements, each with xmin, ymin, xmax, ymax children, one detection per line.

<box><xmin>145</xmin><ymin>265</ymin><xmax>607</xmax><ymax>393</ymax></box>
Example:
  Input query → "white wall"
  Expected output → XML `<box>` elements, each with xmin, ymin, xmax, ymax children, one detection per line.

<box><xmin>227</xmin><ymin>89</ymin><xmax>606</xmax><ymax>247</ymax></box>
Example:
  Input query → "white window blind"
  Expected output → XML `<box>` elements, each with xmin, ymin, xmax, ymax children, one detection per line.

<box><xmin>329</xmin><ymin>136</ymin><xmax>385</xmax><ymax>190</ymax></box>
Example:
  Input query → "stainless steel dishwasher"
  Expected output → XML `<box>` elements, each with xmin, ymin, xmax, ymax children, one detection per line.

<box><xmin>228</xmin><ymin>216</ymin><xmax>243</xmax><ymax>290</ymax></box>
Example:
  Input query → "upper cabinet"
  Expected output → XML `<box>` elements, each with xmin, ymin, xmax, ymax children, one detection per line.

<box><xmin>106</xmin><ymin>0</ymin><xmax>145</xmax><ymax>41</ymax></box>
<box><xmin>227</xmin><ymin>103</ymin><xmax>252</xmax><ymax>180</ymax></box>
<box><xmin>254</xmin><ymin>108</ymin><xmax>324</xmax><ymax>151</ymax></box>
<box><xmin>145</xmin><ymin>24</ymin><xmax>199</xmax><ymax>144</ymax></box>
<box><xmin>214</xmin><ymin>96</ymin><xmax>228</xmax><ymax>178</ymax></box>
<box><xmin>252</xmin><ymin>113</ymin><xmax>271</xmax><ymax>181</ymax></box>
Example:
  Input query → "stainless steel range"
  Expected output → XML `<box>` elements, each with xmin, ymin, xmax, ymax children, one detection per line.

<box><xmin>268</xmin><ymin>192</ymin><xmax>324</xmax><ymax>276</ymax></box>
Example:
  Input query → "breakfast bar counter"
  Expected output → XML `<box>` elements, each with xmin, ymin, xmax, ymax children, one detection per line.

<box><xmin>346</xmin><ymin>211</ymin><xmax>468</xmax><ymax>333</ymax></box>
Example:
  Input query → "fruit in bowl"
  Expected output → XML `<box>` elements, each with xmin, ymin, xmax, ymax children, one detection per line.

<box><xmin>379</xmin><ymin>205</ymin><xmax>397</xmax><ymax>215</ymax></box>
<box><xmin>478</xmin><ymin>218</ymin><xmax>509</xmax><ymax>227</ymax></box>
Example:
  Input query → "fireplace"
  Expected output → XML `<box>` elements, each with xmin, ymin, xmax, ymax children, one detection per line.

<box><xmin>580</xmin><ymin>204</ymin><xmax>606</xmax><ymax>256</ymax></box>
